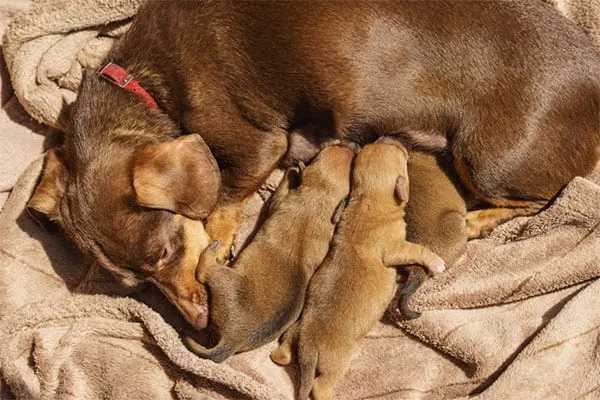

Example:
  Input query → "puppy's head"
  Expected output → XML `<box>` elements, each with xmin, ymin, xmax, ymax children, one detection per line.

<box><xmin>26</xmin><ymin>73</ymin><xmax>221</xmax><ymax>330</ymax></box>
<box><xmin>268</xmin><ymin>142</ymin><xmax>356</xmax><ymax>222</ymax></box>
<box><xmin>353</xmin><ymin>137</ymin><xmax>410</xmax><ymax>203</ymax></box>
<box><xmin>299</xmin><ymin>142</ymin><xmax>357</xmax><ymax>193</ymax></box>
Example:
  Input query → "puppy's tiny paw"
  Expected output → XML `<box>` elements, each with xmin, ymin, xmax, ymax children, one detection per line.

<box><xmin>429</xmin><ymin>257</ymin><xmax>446</xmax><ymax>274</ymax></box>
<box><xmin>270</xmin><ymin>347</ymin><xmax>292</xmax><ymax>366</ymax></box>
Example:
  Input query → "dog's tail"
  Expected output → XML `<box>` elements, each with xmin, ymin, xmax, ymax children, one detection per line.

<box><xmin>297</xmin><ymin>341</ymin><xmax>319</xmax><ymax>400</ymax></box>
<box><xmin>184</xmin><ymin>336</ymin><xmax>235</xmax><ymax>363</ymax></box>
<box><xmin>398</xmin><ymin>265</ymin><xmax>428</xmax><ymax>319</ymax></box>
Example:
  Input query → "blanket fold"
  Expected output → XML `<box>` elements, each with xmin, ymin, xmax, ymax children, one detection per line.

<box><xmin>408</xmin><ymin>177</ymin><xmax>600</xmax><ymax>311</ymax></box>
<box><xmin>2</xmin><ymin>0</ymin><xmax>141</xmax><ymax>128</ymax></box>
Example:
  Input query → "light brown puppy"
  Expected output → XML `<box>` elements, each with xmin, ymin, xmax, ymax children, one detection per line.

<box><xmin>398</xmin><ymin>151</ymin><xmax>468</xmax><ymax>319</ymax></box>
<box><xmin>271</xmin><ymin>140</ymin><xmax>445</xmax><ymax>400</ymax></box>
<box><xmin>184</xmin><ymin>144</ymin><xmax>355</xmax><ymax>362</ymax></box>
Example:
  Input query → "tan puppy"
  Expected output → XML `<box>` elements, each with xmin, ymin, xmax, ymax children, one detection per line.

<box><xmin>398</xmin><ymin>151</ymin><xmax>468</xmax><ymax>319</ymax></box>
<box><xmin>271</xmin><ymin>139</ymin><xmax>445</xmax><ymax>400</ymax></box>
<box><xmin>184</xmin><ymin>144</ymin><xmax>355</xmax><ymax>362</ymax></box>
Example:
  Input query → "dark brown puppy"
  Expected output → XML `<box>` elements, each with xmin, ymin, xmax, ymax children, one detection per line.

<box><xmin>28</xmin><ymin>2</ymin><xmax>600</xmax><ymax>329</ymax></box>
<box><xmin>185</xmin><ymin>144</ymin><xmax>354</xmax><ymax>362</ymax></box>
<box><xmin>271</xmin><ymin>141</ymin><xmax>445</xmax><ymax>400</ymax></box>
<box><xmin>398</xmin><ymin>151</ymin><xmax>468</xmax><ymax>319</ymax></box>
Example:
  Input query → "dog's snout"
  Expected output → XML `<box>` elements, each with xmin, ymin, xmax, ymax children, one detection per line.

<box><xmin>178</xmin><ymin>296</ymin><xmax>209</xmax><ymax>330</ymax></box>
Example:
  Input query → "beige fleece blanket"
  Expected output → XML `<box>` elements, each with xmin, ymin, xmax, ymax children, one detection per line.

<box><xmin>2</xmin><ymin>0</ymin><xmax>600</xmax><ymax>399</ymax></box>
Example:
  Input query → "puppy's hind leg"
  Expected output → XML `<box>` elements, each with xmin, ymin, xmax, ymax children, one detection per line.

<box><xmin>310</xmin><ymin>347</ymin><xmax>353</xmax><ymax>400</ymax></box>
<box><xmin>384</xmin><ymin>242</ymin><xmax>446</xmax><ymax>274</ymax></box>
<box><xmin>270</xmin><ymin>321</ymin><xmax>299</xmax><ymax>366</ymax></box>
<box><xmin>397</xmin><ymin>265</ymin><xmax>427</xmax><ymax>320</ymax></box>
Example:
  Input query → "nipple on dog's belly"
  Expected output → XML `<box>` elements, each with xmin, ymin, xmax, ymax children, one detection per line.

<box><xmin>281</xmin><ymin>125</ymin><xmax>331</xmax><ymax>167</ymax></box>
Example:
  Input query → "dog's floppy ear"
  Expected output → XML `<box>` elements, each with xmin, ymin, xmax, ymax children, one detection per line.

<box><xmin>27</xmin><ymin>149</ymin><xmax>68</xmax><ymax>221</ymax></box>
<box><xmin>395</xmin><ymin>175</ymin><xmax>409</xmax><ymax>203</ymax></box>
<box><xmin>133</xmin><ymin>134</ymin><xmax>221</xmax><ymax>220</ymax></box>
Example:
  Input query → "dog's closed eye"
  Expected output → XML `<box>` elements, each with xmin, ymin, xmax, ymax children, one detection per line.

<box><xmin>155</xmin><ymin>244</ymin><xmax>173</xmax><ymax>270</ymax></box>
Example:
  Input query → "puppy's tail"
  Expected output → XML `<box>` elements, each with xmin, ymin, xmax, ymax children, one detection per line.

<box><xmin>184</xmin><ymin>336</ymin><xmax>235</xmax><ymax>363</ymax></box>
<box><xmin>297</xmin><ymin>342</ymin><xmax>319</xmax><ymax>400</ymax></box>
<box><xmin>398</xmin><ymin>265</ymin><xmax>428</xmax><ymax>320</ymax></box>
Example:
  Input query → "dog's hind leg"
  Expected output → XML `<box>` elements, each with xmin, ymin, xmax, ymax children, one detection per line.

<box><xmin>397</xmin><ymin>265</ymin><xmax>427</xmax><ymax>320</ymax></box>
<box><xmin>466</xmin><ymin>206</ymin><xmax>540</xmax><ymax>239</ymax></box>
<box><xmin>310</xmin><ymin>347</ymin><xmax>353</xmax><ymax>400</ymax></box>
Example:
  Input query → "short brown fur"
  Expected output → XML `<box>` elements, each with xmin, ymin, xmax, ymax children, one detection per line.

<box><xmin>398</xmin><ymin>151</ymin><xmax>469</xmax><ymax>319</ymax></box>
<box><xmin>185</xmin><ymin>145</ymin><xmax>354</xmax><ymax>362</ymax></box>
<box><xmin>271</xmin><ymin>142</ymin><xmax>444</xmax><ymax>399</ymax></box>
<box><xmin>27</xmin><ymin>1</ymin><xmax>600</xmax><ymax>329</ymax></box>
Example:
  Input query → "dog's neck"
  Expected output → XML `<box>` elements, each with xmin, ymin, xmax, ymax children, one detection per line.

<box><xmin>68</xmin><ymin>70</ymin><xmax>181</xmax><ymax>161</ymax></box>
<box><xmin>105</xmin><ymin>57</ymin><xmax>185</xmax><ymax>125</ymax></box>
<box><xmin>107</xmin><ymin>13</ymin><xmax>192</xmax><ymax>128</ymax></box>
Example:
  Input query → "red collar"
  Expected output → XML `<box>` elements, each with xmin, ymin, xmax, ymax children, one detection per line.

<box><xmin>96</xmin><ymin>62</ymin><xmax>159</xmax><ymax>110</ymax></box>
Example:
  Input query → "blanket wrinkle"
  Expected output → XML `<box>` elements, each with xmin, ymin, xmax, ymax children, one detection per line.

<box><xmin>464</xmin><ymin>278</ymin><xmax>600</xmax><ymax>399</ymax></box>
<box><xmin>407</xmin><ymin>177</ymin><xmax>600</xmax><ymax>311</ymax></box>
<box><xmin>2</xmin><ymin>0</ymin><xmax>142</xmax><ymax>128</ymax></box>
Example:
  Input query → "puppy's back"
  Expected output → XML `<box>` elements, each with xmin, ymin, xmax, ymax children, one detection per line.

<box><xmin>405</xmin><ymin>151</ymin><xmax>467</xmax><ymax>264</ymax></box>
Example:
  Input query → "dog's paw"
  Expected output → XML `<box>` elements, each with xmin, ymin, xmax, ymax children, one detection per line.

<box><xmin>427</xmin><ymin>255</ymin><xmax>446</xmax><ymax>274</ymax></box>
<box><xmin>213</xmin><ymin>236</ymin><xmax>234</xmax><ymax>264</ymax></box>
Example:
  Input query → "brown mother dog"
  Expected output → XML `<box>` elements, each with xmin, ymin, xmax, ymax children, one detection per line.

<box><xmin>185</xmin><ymin>144</ymin><xmax>354</xmax><ymax>362</ymax></box>
<box><xmin>28</xmin><ymin>2</ymin><xmax>600</xmax><ymax>329</ymax></box>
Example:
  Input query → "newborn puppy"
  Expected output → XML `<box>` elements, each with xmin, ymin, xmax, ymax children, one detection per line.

<box><xmin>184</xmin><ymin>143</ymin><xmax>355</xmax><ymax>362</ymax></box>
<box><xmin>271</xmin><ymin>139</ymin><xmax>445</xmax><ymax>400</ymax></box>
<box><xmin>398</xmin><ymin>151</ymin><xmax>468</xmax><ymax>319</ymax></box>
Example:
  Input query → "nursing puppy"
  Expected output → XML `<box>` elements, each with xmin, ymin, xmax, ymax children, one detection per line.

<box><xmin>398</xmin><ymin>151</ymin><xmax>468</xmax><ymax>319</ymax></box>
<box><xmin>271</xmin><ymin>140</ymin><xmax>445</xmax><ymax>400</ymax></box>
<box><xmin>184</xmin><ymin>144</ymin><xmax>355</xmax><ymax>362</ymax></box>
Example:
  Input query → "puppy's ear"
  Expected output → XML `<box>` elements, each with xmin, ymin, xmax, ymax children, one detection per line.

<box><xmin>331</xmin><ymin>196</ymin><xmax>349</xmax><ymax>224</ymax></box>
<box><xmin>133</xmin><ymin>134</ymin><xmax>221</xmax><ymax>220</ymax></box>
<box><xmin>27</xmin><ymin>149</ymin><xmax>68</xmax><ymax>221</ymax></box>
<box><xmin>395</xmin><ymin>175</ymin><xmax>409</xmax><ymax>203</ymax></box>
<box><xmin>269</xmin><ymin>166</ymin><xmax>302</xmax><ymax>212</ymax></box>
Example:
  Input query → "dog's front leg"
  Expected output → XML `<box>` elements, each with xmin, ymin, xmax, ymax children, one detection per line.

<box><xmin>205</xmin><ymin>201</ymin><xmax>247</xmax><ymax>262</ymax></box>
<box><xmin>466</xmin><ymin>206</ymin><xmax>540</xmax><ymax>239</ymax></box>
<box><xmin>205</xmin><ymin>130</ymin><xmax>288</xmax><ymax>262</ymax></box>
